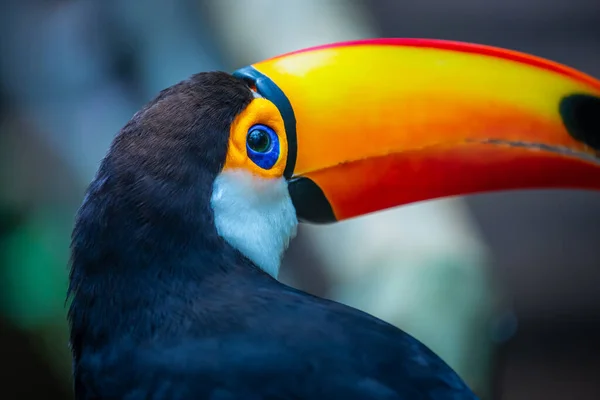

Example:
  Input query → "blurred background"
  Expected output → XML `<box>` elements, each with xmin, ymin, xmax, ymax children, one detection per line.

<box><xmin>0</xmin><ymin>1</ymin><xmax>599</xmax><ymax>399</ymax></box>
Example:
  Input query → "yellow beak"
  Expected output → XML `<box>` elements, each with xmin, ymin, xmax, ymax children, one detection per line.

<box><xmin>234</xmin><ymin>39</ymin><xmax>600</xmax><ymax>223</ymax></box>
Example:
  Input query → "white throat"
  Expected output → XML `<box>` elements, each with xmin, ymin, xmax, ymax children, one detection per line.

<box><xmin>210</xmin><ymin>169</ymin><xmax>298</xmax><ymax>278</ymax></box>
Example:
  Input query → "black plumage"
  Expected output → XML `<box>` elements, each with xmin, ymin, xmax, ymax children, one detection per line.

<box><xmin>68</xmin><ymin>72</ymin><xmax>478</xmax><ymax>399</ymax></box>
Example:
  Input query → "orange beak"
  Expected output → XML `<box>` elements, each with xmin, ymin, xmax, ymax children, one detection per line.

<box><xmin>234</xmin><ymin>39</ymin><xmax>600</xmax><ymax>223</ymax></box>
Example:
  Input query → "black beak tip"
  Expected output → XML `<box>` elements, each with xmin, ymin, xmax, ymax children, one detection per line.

<box><xmin>560</xmin><ymin>94</ymin><xmax>600</xmax><ymax>151</ymax></box>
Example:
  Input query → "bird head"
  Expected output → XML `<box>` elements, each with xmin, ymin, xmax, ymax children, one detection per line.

<box><xmin>72</xmin><ymin>39</ymin><xmax>600</xmax><ymax>282</ymax></box>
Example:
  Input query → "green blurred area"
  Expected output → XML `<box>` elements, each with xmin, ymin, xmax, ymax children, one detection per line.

<box><xmin>1</xmin><ymin>209</ymin><xmax>70</xmax><ymax>328</ymax></box>
<box><xmin>0</xmin><ymin>207</ymin><xmax>73</xmax><ymax>388</ymax></box>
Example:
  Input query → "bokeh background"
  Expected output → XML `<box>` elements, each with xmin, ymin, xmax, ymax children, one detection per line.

<box><xmin>1</xmin><ymin>1</ymin><xmax>599</xmax><ymax>399</ymax></box>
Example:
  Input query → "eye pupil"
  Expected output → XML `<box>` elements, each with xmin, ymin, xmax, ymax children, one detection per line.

<box><xmin>245</xmin><ymin>124</ymin><xmax>280</xmax><ymax>170</ymax></box>
<box><xmin>247</xmin><ymin>129</ymin><xmax>271</xmax><ymax>153</ymax></box>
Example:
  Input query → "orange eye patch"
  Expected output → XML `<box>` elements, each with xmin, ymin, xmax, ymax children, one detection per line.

<box><xmin>224</xmin><ymin>98</ymin><xmax>288</xmax><ymax>179</ymax></box>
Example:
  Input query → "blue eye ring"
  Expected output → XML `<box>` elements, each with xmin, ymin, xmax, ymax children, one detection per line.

<box><xmin>246</xmin><ymin>124</ymin><xmax>280</xmax><ymax>170</ymax></box>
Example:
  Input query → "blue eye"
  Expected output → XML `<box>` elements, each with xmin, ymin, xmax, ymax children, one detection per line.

<box><xmin>246</xmin><ymin>124</ymin><xmax>280</xmax><ymax>170</ymax></box>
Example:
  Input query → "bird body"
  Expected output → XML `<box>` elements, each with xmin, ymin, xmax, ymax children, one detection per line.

<box><xmin>72</xmin><ymin>254</ymin><xmax>474</xmax><ymax>399</ymax></box>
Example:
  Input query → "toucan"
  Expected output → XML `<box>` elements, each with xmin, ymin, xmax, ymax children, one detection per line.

<box><xmin>68</xmin><ymin>39</ymin><xmax>600</xmax><ymax>399</ymax></box>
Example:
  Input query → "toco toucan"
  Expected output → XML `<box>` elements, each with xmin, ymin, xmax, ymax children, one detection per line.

<box><xmin>68</xmin><ymin>39</ymin><xmax>600</xmax><ymax>399</ymax></box>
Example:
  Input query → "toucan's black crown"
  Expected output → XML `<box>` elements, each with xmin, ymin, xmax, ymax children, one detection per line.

<box><xmin>111</xmin><ymin>72</ymin><xmax>253</xmax><ymax>180</ymax></box>
<box><xmin>70</xmin><ymin>71</ymin><xmax>253</xmax><ymax>272</ymax></box>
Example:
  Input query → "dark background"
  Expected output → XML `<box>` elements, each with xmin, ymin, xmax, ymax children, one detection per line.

<box><xmin>1</xmin><ymin>1</ymin><xmax>599</xmax><ymax>399</ymax></box>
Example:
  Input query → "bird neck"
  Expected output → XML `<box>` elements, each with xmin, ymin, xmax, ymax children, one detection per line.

<box><xmin>67</xmin><ymin>169</ymin><xmax>256</xmax><ymax>359</ymax></box>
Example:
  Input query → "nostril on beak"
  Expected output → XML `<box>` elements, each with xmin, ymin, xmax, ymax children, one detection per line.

<box><xmin>560</xmin><ymin>94</ymin><xmax>600</xmax><ymax>151</ymax></box>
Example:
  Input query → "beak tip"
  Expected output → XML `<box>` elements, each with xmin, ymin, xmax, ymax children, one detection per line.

<box><xmin>560</xmin><ymin>94</ymin><xmax>600</xmax><ymax>151</ymax></box>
